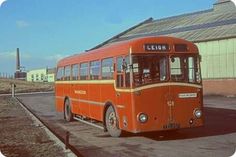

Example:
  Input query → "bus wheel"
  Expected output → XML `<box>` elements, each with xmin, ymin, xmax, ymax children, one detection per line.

<box><xmin>64</xmin><ymin>99</ymin><xmax>73</xmax><ymax>122</ymax></box>
<box><xmin>105</xmin><ymin>106</ymin><xmax>122</xmax><ymax>137</ymax></box>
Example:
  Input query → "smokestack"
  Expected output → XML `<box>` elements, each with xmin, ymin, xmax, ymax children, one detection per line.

<box><xmin>16</xmin><ymin>48</ymin><xmax>20</xmax><ymax>71</ymax></box>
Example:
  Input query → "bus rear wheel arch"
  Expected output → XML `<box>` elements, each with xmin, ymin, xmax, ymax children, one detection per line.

<box><xmin>64</xmin><ymin>98</ymin><xmax>73</xmax><ymax>122</ymax></box>
<box><xmin>105</xmin><ymin>105</ymin><xmax>123</xmax><ymax>137</ymax></box>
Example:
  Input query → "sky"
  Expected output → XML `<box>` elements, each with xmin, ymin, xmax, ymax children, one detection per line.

<box><xmin>0</xmin><ymin>0</ymin><xmax>216</xmax><ymax>75</ymax></box>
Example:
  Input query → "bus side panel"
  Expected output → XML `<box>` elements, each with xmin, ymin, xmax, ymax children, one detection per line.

<box><xmin>78</xmin><ymin>84</ymin><xmax>90</xmax><ymax>117</ymax></box>
<box><xmin>100</xmin><ymin>83</ymin><xmax>116</xmax><ymax>119</ymax></box>
<box><xmin>115</xmin><ymin>92</ymin><xmax>134</xmax><ymax>132</ymax></box>
<box><xmin>88</xmin><ymin>84</ymin><xmax>103</xmax><ymax>121</ymax></box>
<box><xmin>55</xmin><ymin>83</ymin><xmax>65</xmax><ymax>112</ymax></box>
<box><xmin>71</xmin><ymin>83</ymin><xmax>80</xmax><ymax>114</ymax></box>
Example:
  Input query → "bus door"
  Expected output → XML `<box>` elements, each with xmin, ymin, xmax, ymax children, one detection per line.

<box><xmin>115</xmin><ymin>56</ymin><xmax>131</xmax><ymax>127</ymax></box>
<box><xmin>116</xmin><ymin>56</ymin><xmax>130</xmax><ymax>89</ymax></box>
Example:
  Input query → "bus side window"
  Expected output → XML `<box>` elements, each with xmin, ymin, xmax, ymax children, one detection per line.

<box><xmin>72</xmin><ymin>64</ymin><xmax>79</xmax><ymax>80</ymax></box>
<box><xmin>102</xmin><ymin>58</ymin><xmax>114</xmax><ymax>80</ymax></box>
<box><xmin>56</xmin><ymin>67</ymin><xmax>64</xmax><ymax>81</ymax></box>
<box><xmin>116</xmin><ymin>57</ymin><xmax>123</xmax><ymax>87</ymax></box>
<box><xmin>64</xmin><ymin>65</ymin><xmax>71</xmax><ymax>81</ymax></box>
<box><xmin>125</xmin><ymin>56</ymin><xmax>130</xmax><ymax>87</ymax></box>
<box><xmin>80</xmin><ymin>62</ymin><xmax>89</xmax><ymax>80</ymax></box>
<box><xmin>90</xmin><ymin>60</ymin><xmax>100</xmax><ymax>80</ymax></box>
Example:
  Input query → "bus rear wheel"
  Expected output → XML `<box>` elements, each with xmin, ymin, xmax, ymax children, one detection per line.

<box><xmin>105</xmin><ymin>106</ymin><xmax>122</xmax><ymax>137</ymax></box>
<box><xmin>64</xmin><ymin>99</ymin><xmax>73</xmax><ymax>122</ymax></box>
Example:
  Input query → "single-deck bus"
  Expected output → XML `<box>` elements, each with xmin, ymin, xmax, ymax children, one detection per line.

<box><xmin>55</xmin><ymin>36</ymin><xmax>204</xmax><ymax>137</ymax></box>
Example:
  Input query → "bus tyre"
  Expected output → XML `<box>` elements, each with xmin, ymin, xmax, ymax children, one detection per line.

<box><xmin>105</xmin><ymin>106</ymin><xmax>122</xmax><ymax>137</ymax></box>
<box><xmin>64</xmin><ymin>99</ymin><xmax>73</xmax><ymax>122</ymax></box>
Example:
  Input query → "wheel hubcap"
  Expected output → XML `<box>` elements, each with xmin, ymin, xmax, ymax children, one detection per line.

<box><xmin>65</xmin><ymin>102</ymin><xmax>70</xmax><ymax>119</ymax></box>
<box><xmin>108</xmin><ymin>112</ymin><xmax>117</xmax><ymax>129</ymax></box>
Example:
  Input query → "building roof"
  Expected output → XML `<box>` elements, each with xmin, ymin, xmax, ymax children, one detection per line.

<box><xmin>91</xmin><ymin>0</ymin><xmax>236</xmax><ymax>49</ymax></box>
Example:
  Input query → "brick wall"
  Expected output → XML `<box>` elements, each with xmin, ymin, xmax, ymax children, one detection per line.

<box><xmin>203</xmin><ymin>79</ymin><xmax>236</xmax><ymax>96</ymax></box>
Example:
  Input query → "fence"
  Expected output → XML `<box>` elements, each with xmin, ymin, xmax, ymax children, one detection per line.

<box><xmin>0</xmin><ymin>72</ymin><xmax>14</xmax><ymax>79</ymax></box>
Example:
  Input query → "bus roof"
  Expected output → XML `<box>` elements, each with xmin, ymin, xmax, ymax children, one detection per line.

<box><xmin>57</xmin><ymin>36</ymin><xmax>198</xmax><ymax>67</ymax></box>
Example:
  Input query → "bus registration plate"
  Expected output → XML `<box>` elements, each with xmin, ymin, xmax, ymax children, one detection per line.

<box><xmin>163</xmin><ymin>123</ymin><xmax>180</xmax><ymax>129</ymax></box>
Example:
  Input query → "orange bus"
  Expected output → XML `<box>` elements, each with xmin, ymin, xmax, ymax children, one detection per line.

<box><xmin>55</xmin><ymin>36</ymin><xmax>204</xmax><ymax>137</ymax></box>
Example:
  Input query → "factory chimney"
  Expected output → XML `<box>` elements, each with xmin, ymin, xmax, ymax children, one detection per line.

<box><xmin>16</xmin><ymin>48</ymin><xmax>20</xmax><ymax>72</ymax></box>
<box><xmin>14</xmin><ymin>48</ymin><xmax>26</xmax><ymax>80</ymax></box>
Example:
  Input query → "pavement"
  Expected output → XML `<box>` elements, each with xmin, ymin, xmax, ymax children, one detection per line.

<box><xmin>0</xmin><ymin>96</ymin><xmax>69</xmax><ymax>157</ymax></box>
<box><xmin>15</xmin><ymin>93</ymin><xmax>236</xmax><ymax>157</ymax></box>
<box><xmin>204</xmin><ymin>95</ymin><xmax>236</xmax><ymax>110</ymax></box>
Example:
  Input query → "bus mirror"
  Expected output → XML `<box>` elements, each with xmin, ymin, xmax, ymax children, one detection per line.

<box><xmin>122</xmin><ymin>61</ymin><xmax>127</xmax><ymax>71</ymax></box>
<box><xmin>129</xmin><ymin>64</ymin><xmax>133</xmax><ymax>69</ymax></box>
<box><xmin>171</xmin><ymin>57</ymin><xmax>175</xmax><ymax>63</ymax></box>
<box><xmin>113</xmin><ymin>63</ymin><xmax>116</xmax><ymax>72</ymax></box>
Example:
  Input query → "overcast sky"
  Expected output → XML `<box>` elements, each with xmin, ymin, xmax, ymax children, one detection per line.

<box><xmin>0</xmin><ymin>0</ymin><xmax>215</xmax><ymax>75</ymax></box>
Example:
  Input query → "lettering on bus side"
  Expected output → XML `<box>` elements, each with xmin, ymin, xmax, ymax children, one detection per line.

<box><xmin>74</xmin><ymin>90</ymin><xmax>87</xmax><ymax>95</ymax></box>
<box><xmin>144</xmin><ymin>44</ymin><xmax>169</xmax><ymax>52</ymax></box>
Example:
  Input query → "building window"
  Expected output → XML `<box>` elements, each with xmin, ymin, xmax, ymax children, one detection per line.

<box><xmin>102</xmin><ymin>58</ymin><xmax>114</xmax><ymax>79</ymax></box>
<box><xmin>90</xmin><ymin>60</ymin><xmax>100</xmax><ymax>80</ymax></box>
<box><xmin>36</xmin><ymin>74</ymin><xmax>39</xmax><ymax>81</ymax></box>
<box><xmin>72</xmin><ymin>64</ymin><xmax>79</xmax><ymax>80</ymax></box>
<box><xmin>31</xmin><ymin>74</ymin><xmax>34</xmax><ymax>81</ymax></box>
<box><xmin>41</xmin><ymin>74</ymin><xmax>44</xmax><ymax>81</ymax></box>
<box><xmin>80</xmin><ymin>62</ymin><xmax>88</xmax><ymax>80</ymax></box>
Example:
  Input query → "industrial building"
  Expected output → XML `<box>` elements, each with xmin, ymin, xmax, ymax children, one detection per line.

<box><xmin>14</xmin><ymin>48</ymin><xmax>27</xmax><ymax>80</ymax></box>
<box><xmin>92</xmin><ymin>0</ymin><xmax>236</xmax><ymax>96</ymax></box>
<box><xmin>26</xmin><ymin>68</ymin><xmax>55</xmax><ymax>82</ymax></box>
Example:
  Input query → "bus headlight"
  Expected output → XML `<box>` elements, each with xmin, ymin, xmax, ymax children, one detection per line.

<box><xmin>138</xmin><ymin>113</ymin><xmax>148</xmax><ymax>123</ymax></box>
<box><xmin>194</xmin><ymin>109</ymin><xmax>202</xmax><ymax>118</ymax></box>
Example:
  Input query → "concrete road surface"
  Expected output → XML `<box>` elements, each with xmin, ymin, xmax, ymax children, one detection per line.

<box><xmin>18</xmin><ymin>94</ymin><xmax>236</xmax><ymax>157</ymax></box>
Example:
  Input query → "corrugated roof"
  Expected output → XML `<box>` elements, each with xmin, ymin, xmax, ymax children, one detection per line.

<box><xmin>92</xmin><ymin>0</ymin><xmax>236</xmax><ymax>49</ymax></box>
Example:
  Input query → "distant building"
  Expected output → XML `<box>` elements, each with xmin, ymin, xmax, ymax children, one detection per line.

<box><xmin>15</xmin><ymin>48</ymin><xmax>26</xmax><ymax>80</ymax></box>
<box><xmin>27</xmin><ymin>68</ymin><xmax>55</xmax><ymax>82</ymax></box>
<box><xmin>92</xmin><ymin>0</ymin><xmax>236</xmax><ymax>96</ymax></box>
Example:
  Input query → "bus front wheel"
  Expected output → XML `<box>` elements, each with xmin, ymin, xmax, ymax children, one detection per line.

<box><xmin>105</xmin><ymin>106</ymin><xmax>122</xmax><ymax>137</ymax></box>
<box><xmin>64</xmin><ymin>99</ymin><xmax>73</xmax><ymax>122</ymax></box>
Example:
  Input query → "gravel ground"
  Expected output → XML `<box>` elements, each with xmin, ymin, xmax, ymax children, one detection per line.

<box><xmin>0</xmin><ymin>97</ymin><xmax>67</xmax><ymax>157</ymax></box>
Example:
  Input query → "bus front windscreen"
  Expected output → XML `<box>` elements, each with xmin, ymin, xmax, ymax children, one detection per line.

<box><xmin>170</xmin><ymin>55</ymin><xmax>201</xmax><ymax>84</ymax></box>
<box><xmin>132</xmin><ymin>55</ymin><xmax>168</xmax><ymax>87</ymax></box>
<box><xmin>132</xmin><ymin>54</ymin><xmax>201</xmax><ymax>87</ymax></box>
